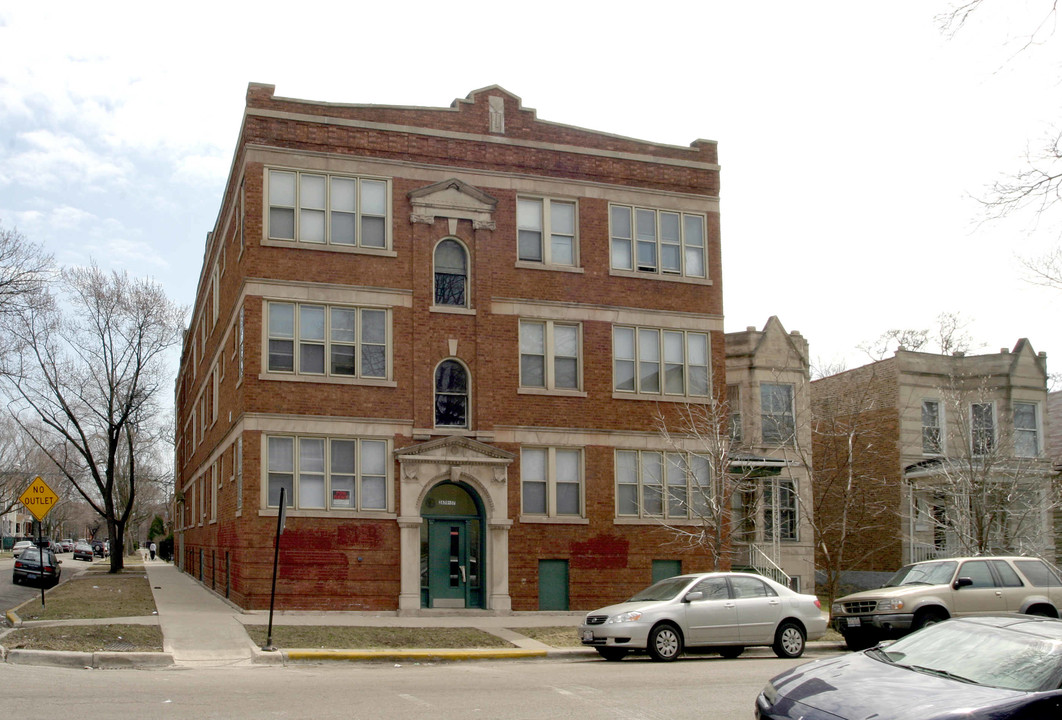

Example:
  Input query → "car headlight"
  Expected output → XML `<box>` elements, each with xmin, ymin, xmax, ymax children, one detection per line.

<box><xmin>831</xmin><ymin>603</ymin><xmax>843</xmax><ymax>615</ymax></box>
<box><xmin>760</xmin><ymin>681</ymin><xmax>778</xmax><ymax>705</ymax></box>
<box><xmin>607</xmin><ymin>610</ymin><xmax>643</xmax><ymax>624</ymax></box>
<box><xmin>876</xmin><ymin>598</ymin><xmax>904</xmax><ymax>611</ymax></box>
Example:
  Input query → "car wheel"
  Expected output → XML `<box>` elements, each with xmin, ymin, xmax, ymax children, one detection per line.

<box><xmin>718</xmin><ymin>646</ymin><xmax>744</xmax><ymax>659</ymax></box>
<box><xmin>12</xmin><ymin>575</ymin><xmax>19</xmax><ymax>585</ymax></box>
<box><xmin>596</xmin><ymin>648</ymin><xmax>628</xmax><ymax>662</ymax></box>
<box><xmin>913</xmin><ymin>609</ymin><xmax>947</xmax><ymax>631</ymax></box>
<box><xmin>773</xmin><ymin>621</ymin><xmax>806</xmax><ymax>658</ymax></box>
<box><xmin>647</xmin><ymin>623</ymin><xmax>683</xmax><ymax>662</ymax></box>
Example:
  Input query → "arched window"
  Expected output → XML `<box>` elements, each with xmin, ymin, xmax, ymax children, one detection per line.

<box><xmin>434</xmin><ymin>239</ymin><xmax>467</xmax><ymax>307</ymax></box>
<box><xmin>435</xmin><ymin>360</ymin><xmax>469</xmax><ymax>427</ymax></box>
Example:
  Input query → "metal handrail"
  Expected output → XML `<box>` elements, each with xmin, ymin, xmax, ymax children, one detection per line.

<box><xmin>750</xmin><ymin>543</ymin><xmax>792</xmax><ymax>587</ymax></box>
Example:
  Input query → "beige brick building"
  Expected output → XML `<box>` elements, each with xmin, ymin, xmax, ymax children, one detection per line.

<box><xmin>725</xmin><ymin>317</ymin><xmax>816</xmax><ymax>592</ymax></box>
<box><xmin>811</xmin><ymin>341</ymin><xmax>1055</xmax><ymax>582</ymax></box>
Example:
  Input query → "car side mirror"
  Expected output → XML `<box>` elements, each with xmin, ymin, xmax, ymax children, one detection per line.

<box><xmin>953</xmin><ymin>577</ymin><xmax>973</xmax><ymax>589</ymax></box>
<box><xmin>684</xmin><ymin>591</ymin><xmax>705</xmax><ymax>602</ymax></box>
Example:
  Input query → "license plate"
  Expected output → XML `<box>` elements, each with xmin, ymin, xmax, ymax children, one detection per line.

<box><xmin>582</xmin><ymin>630</ymin><xmax>594</xmax><ymax>642</ymax></box>
<box><xmin>846</xmin><ymin>617</ymin><xmax>861</xmax><ymax>628</ymax></box>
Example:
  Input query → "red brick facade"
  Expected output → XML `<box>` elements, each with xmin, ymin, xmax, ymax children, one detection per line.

<box><xmin>175</xmin><ymin>85</ymin><xmax>724</xmax><ymax>612</ymax></box>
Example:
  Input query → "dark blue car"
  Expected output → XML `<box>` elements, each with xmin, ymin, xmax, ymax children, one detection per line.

<box><xmin>756</xmin><ymin>616</ymin><xmax>1062</xmax><ymax>719</ymax></box>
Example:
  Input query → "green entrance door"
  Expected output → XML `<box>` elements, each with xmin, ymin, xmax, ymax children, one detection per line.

<box><xmin>428</xmin><ymin>520</ymin><xmax>469</xmax><ymax>607</ymax></box>
<box><xmin>538</xmin><ymin>559</ymin><xmax>569</xmax><ymax>610</ymax></box>
<box><xmin>421</xmin><ymin>483</ymin><xmax>484</xmax><ymax>609</ymax></box>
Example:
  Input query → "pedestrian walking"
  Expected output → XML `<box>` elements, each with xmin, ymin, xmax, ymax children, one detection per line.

<box><xmin>149</xmin><ymin>541</ymin><xmax>157</xmax><ymax>561</ymax></box>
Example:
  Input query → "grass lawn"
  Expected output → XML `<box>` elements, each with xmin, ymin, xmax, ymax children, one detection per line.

<box><xmin>508</xmin><ymin>625</ymin><xmax>582</xmax><ymax>647</ymax></box>
<box><xmin>2</xmin><ymin>624</ymin><xmax>163</xmax><ymax>652</ymax></box>
<box><xmin>16</xmin><ymin>565</ymin><xmax>157</xmax><ymax>621</ymax></box>
<box><xmin>244</xmin><ymin>625</ymin><xmax>514</xmax><ymax>650</ymax></box>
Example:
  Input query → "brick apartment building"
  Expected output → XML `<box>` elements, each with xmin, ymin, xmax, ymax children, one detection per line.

<box><xmin>173</xmin><ymin>84</ymin><xmax>728</xmax><ymax>612</ymax></box>
<box><xmin>725</xmin><ymin>317</ymin><xmax>816</xmax><ymax>592</ymax></box>
<box><xmin>810</xmin><ymin>341</ymin><xmax>1056</xmax><ymax>584</ymax></box>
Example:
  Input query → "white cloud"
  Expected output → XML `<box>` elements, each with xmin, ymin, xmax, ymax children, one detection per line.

<box><xmin>0</xmin><ymin>130</ymin><xmax>132</xmax><ymax>189</ymax></box>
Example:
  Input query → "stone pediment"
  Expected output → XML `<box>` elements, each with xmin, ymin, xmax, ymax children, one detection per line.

<box><xmin>408</xmin><ymin>178</ymin><xmax>497</xmax><ymax>229</ymax></box>
<box><xmin>395</xmin><ymin>435</ymin><xmax>515</xmax><ymax>466</ymax></box>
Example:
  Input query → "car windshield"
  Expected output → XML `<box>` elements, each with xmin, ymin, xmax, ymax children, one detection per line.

<box><xmin>19</xmin><ymin>547</ymin><xmax>40</xmax><ymax>562</ymax></box>
<box><xmin>884</xmin><ymin>561</ymin><xmax>957</xmax><ymax>587</ymax></box>
<box><xmin>628</xmin><ymin>577</ymin><xmax>695</xmax><ymax>602</ymax></box>
<box><xmin>874</xmin><ymin>622</ymin><xmax>1062</xmax><ymax>691</ymax></box>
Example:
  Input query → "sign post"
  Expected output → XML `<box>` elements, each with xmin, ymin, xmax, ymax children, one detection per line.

<box><xmin>263</xmin><ymin>486</ymin><xmax>286</xmax><ymax>651</ymax></box>
<box><xmin>18</xmin><ymin>476</ymin><xmax>59</xmax><ymax>607</ymax></box>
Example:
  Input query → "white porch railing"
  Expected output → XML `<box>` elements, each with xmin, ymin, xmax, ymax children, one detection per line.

<box><xmin>910</xmin><ymin>542</ymin><xmax>941</xmax><ymax>563</ymax></box>
<box><xmin>750</xmin><ymin>544</ymin><xmax>792</xmax><ymax>588</ymax></box>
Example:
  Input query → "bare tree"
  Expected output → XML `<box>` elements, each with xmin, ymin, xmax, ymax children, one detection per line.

<box><xmin>910</xmin><ymin>373</ymin><xmax>1059</xmax><ymax>557</ymax></box>
<box><xmin>1</xmin><ymin>262</ymin><xmax>185</xmax><ymax>571</ymax></box>
<box><xmin>809</xmin><ymin>372</ymin><xmax>900</xmax><ymax>606</ymax></box>
<box><xmin>859</xmin><ymin>312</ymin><xmax>974</xmax><ymax>360</ymax></box>
<box><xmin>0</xmin><ymin>223</ymin><xmax>52</xmax><ymax>318</ymax></box>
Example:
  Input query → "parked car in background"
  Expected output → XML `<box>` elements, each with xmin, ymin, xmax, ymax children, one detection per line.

<box><xmin>72</xmin><ymin>542</ymin><xmax>94</xmax><ymax>561</ymax></box>
<box><xmin>12</xmin><ymin>545</ymin><xmax>62</xmax><ymax>586</ymax></box>
<box><xmin>579</xmin><ymin>572</ymin><xmax>827</xmax><ymax>662</ymax></box>
<box><xmin>91</xmin><ymin>539</ymin><xmax>108</xmax><ymax>558</ymax></box>
<box><xmin>60</xmin><ymin>539</ymin><xmax>74</xmax><ymax>552</ymax></box>
<box><xmin>756</xmin><ymin>616</ymin><xmax>1062</xmax><ymax>719</ymax></box>
<box><xmin>831</xmin><ymin>556</ymin><xmax>1062</xmax><ymax>650</ymax></box>
<box><xmin>11</xmin><ymin>540</ymin><xmax>33</xmax><ymax>558</ymax></box>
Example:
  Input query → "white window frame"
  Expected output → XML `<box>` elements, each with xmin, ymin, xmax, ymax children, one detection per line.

<box><xmin>235</xmin><ymin>437</ymin><xmax>243</xmax><ymax>513</ymax></box>
<box><xmin>763</xmin><ymin>477</ymin><xmax>799</xmax><ymax>542</ymax></box>
<box><xmin>266</xmin><ymin>169</ymin><xmax>390</xmax><ymax>250</ymax></box>
<box><xmin>1013</xmin><ymin>402</ymin><xmax>1040</xmax><ymax>458</ymax></box>
<box><xmin>519</xmin><ymin>320</ymin><xmax>582</xmax><ymax>392</ymax></box>
<box><xmin>615</xmin><ymin>450</ymin><xmax>710</xmax><ymax>520</ymax></box>
<box><xmin>265</xmin><ymin>435</ymin><xmax>391</xmax><ymax>512</ymax></box>
<box><xmin>727</xmin><ymin>384</ymin><xmax>743</xmax><ymax>443</ymax></box>
<box><xmin>516</xmin><ymin>196</ymin><xmax>578</xmax><ymax>267</ymax></box>
<box><xmin>921</xmin><ymin>399</ymin><xmax>944</xmax><ymax>455</ymax></box>
<box><xmin>210</xmin><ymin>462</ymin><xmax>218</xmax><ymax>523</ymax></box>
<box><xmin>972</xmin><ymin>402</ymin><xmax>996</xmax><ymax>455</ymax></box>
<box><xmin>760</xmin><ymin>383</ymin><xmax>795</xmax><ymax>445</ymax></box>
<box><xmin>612</xmin><ymin>326</ymin><xmax>710</xmax><ymax>398</ymax></box>
<box><xmin>520</xmin><ymin>447</ymin><xmax>584</xmax><ymax>518</ymax></box>
<box><xmin>609</xmin><ymin>204</ymin><xmax>707</xmax><ymax>279</ymax></box>
<box><xmin>266</xmin><ymin>301</ymin><xmax>390</xmax><ymax>380</ymax></box>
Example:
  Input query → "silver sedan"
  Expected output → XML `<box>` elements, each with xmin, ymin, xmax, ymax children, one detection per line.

<box><xmin>579</xmin><ymin>572</ymin><xmax>827</xmax><ymax>662</ymax></box>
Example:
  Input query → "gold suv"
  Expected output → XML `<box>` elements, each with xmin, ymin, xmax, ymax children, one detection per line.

<box><xmin>831</xmin><ymin>556</ymin><xmax>1062</xmax><ymax>650</ymax></box>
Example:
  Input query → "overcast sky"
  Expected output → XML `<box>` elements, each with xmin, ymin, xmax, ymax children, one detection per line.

<box><xmin>2</xmin><ymin>1</ymin><xmax>1061</xmax><ymax>378</ymax></box>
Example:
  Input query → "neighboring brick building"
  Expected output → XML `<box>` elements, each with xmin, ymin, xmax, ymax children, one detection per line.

<box><xmin>724</xmin><ymin>317</ymin><xmax>816</xmax><ymax>592</ymax></box>
<box><xmin>174</xmin><ymin>84</ymin><xmax>725</xmax><ymax>612</ymax></box>
<box><xmin>811</xmin><ymin>341</ymin><xmax>1055</xmax><ymax>584</ymax></box>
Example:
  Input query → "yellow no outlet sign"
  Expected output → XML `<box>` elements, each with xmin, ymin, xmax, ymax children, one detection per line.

<box><xmin>19</xmin><ymin>476</ymin><xmax>58</xmax><ymax>521</ymax></box>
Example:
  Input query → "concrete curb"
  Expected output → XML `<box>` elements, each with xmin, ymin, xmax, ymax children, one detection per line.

<box><xmin>1</xmin><ymin>647</ymin><xmax>175</xmax><ymax>669</ymax></box>
<box><xmin>280</xmin><ymin>647</ymin><xmax>555</xmax><ymax>663</ymax></box>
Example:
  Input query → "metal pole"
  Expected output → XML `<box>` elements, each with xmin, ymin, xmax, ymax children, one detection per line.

<box><xmin>263</xmin><ymin>487</ymin><xmax>285</xmax><ymax>651</ymax></box>
<box><xmin>38</xmin><ymin>520</ymin><xmax>45</xmax><ymax>608</ymax></box>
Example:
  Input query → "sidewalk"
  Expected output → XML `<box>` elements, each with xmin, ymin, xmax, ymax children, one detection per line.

<box><xmin>3</xmin><ymin>559</ymin><xmax>844</xmax><ymax>669</ymax></box>
<box><xmin>1</xmin><ymin>558</ymin><xmax>596</xmax><ymax>668</ymax></box>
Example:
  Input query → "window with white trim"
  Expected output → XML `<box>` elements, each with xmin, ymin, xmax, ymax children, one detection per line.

<box><xmin>266</xmin><ymin>435</ymin><xmax>389</xmax><ymax>511</ymax></box>
<box><xmin>521</xmin><ymin>447</ymin><xmax>583</xmax><ymax>517</ymax></box>
<box><xmin>267</xmin><ymin>301</ymin><xmax>388</xmax><ymax>379</ymax></box>
<box><xmin>1014</xmin><ymin>402</ymin><xmax>1039</xmax><ymax>457</ymax></box>
<box><xmin>761</xmin><ymin>383</ymin><xmax>795</xmax><ymax>444</ymax></box>
<box><xmin>616</xmin><ymin>450</ymin><xmax>710</xmax><ymax>519</ymax></box>
<box><xmin>613</xmin><ymin>326</ymin><xmax>709</xmax><ymax>397</ymax></box>
<box><xmin>764</xmin><ymin>478</ymin><xmax>798</xmax><ymax>541</ymax></box>
<box><xmin>727</xmin><ymin>384</ymin><xmax>742</xmax><ymax>442</ymax></box>
<box><xmin>972</xmin><ymin>402</ymin><xmax>996</xmax><ymax>455</ymax></box>
<box><xmin>517</xmin><ymin>197</ymin><xmax>577</xmax><ymax>266</ymax></box>
<box><xmin>435</xmin><ymin>360</ymin><xmax>469</xmax><ymax>428</ymax></box>
<box><xmin>268</xmin><ymin>169</ymin><xmax>388</xmax><ymax>248</ymax></box>
<box><xmin>210</xmin><ymin>462</ymin><xmax>218</xmax><ymax>523</ymax></box>
<box><xmin>434</xmin><ymin>239</ymin><xmax>468</xmax><ymax>307</ymax></box>
<box><xmin>610</xmin><ymin>205</ymin><xmax>706</xmax><ymax>278</ymax></box>
<box><xmin>922</xmin><ymin>400</ymin><xmax>943</xmax><ymax>454</ymax></box>
<box><xmin>520</xmin><ymin>320</ymin><xmax>580</xmax><ymax>390</ymax></box>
